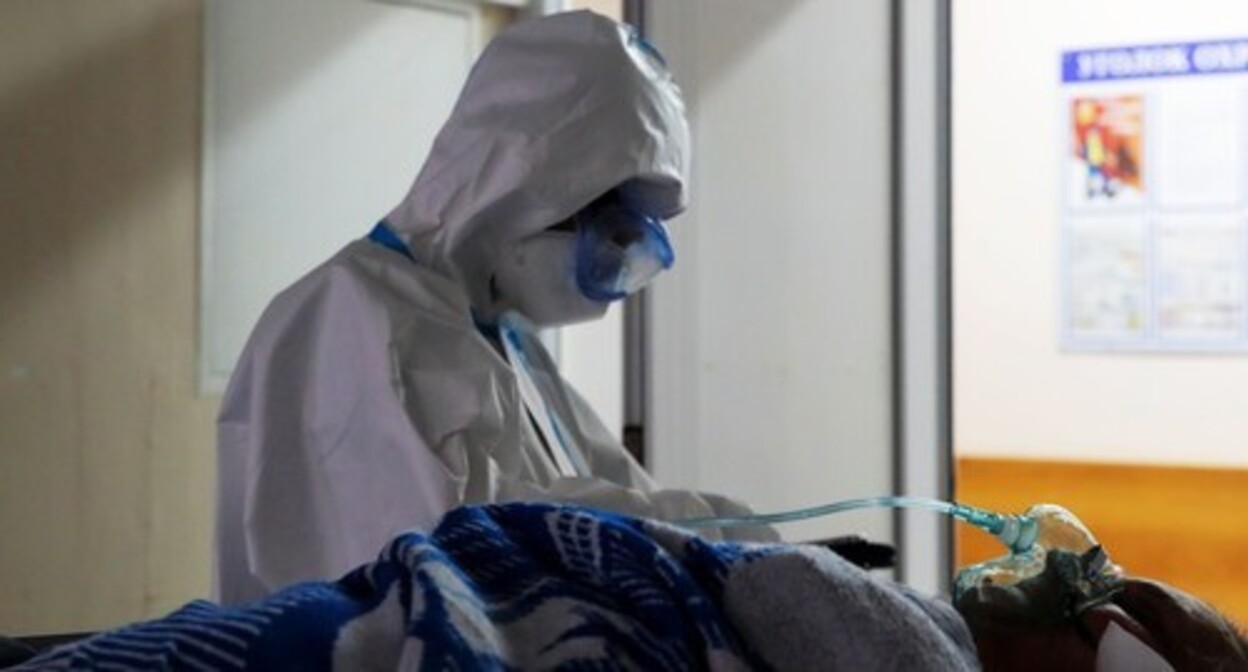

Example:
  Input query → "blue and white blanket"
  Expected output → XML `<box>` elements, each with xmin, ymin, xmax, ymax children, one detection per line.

<box><xmin>18</xmin><ymin>504</ymin><xmax>978</xmax><ymax>671</ymax></box>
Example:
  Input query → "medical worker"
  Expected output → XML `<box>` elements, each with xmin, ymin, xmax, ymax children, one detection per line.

<box><xmin>215</xmin><ymin>11</ymin><xmax>768</xmax><ymax>605</ymax></box>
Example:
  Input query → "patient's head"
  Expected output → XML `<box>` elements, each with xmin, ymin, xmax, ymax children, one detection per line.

<box><xmin>960</xmin><ymin>574</ymin><xmax>1247</xmax><ymax>671</ymax></box>
<box><xmin>1106</xmin><ymin>578</ymin><xmax>1247</xmax><ymax>671</ymax></box>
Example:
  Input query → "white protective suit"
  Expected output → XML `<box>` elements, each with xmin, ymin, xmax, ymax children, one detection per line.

<box><xmin>215</xmin><ymin>11</ymin><xmax>769</xmax><ymax>605</ymax></box>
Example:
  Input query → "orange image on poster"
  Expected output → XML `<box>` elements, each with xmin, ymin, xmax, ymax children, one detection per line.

<box><xmin>1072</xmin><ymin>96</ymin><xmax>1144</xmax><ymax>201</ymax></box>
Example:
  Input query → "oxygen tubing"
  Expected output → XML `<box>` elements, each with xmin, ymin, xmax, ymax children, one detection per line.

<box><xmin>677</xmin><ymin>495</ymin><xmax>1039</xmax><ymax>554</ymax></box>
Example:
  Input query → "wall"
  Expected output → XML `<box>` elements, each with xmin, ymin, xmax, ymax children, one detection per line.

<box><xmin>568</xmin><ymin>0</ymin><xmax>620</xmax><ymax>21</ymax></box>
<box><xmin>558</xmin><ymin>305</ymin><xmax>624</xmax><ymax>441</ymax></box>
<box><xmin>0</xmin><ymin>1</ymin><xmax>216</xmax><ymax>635</ymax></box>
<box><xmin>955</xmin><ymin>0</ymin><xmax>1248</xmax><ymax>467</ymax></box>
<box><xmin>200</xmin><ymin>0</ymin><xmax>481</xmax><ymax>393</ymax></box>
<box><xmin>647</xmin><ymin>0</ymin><xmax>895</xmax><ymax>544</ymax></box>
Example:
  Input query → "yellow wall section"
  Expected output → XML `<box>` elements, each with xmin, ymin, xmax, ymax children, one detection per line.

<box><xmin>957</xmin><ymin>458</ymin><xmax>1248</xmax><ymax>625</ymax></box>
<box><xmin>571</xmin><ymin>0</ymin><xmax>623</xmax><ymax>21</ymax></box>
<box><xmin>0</xmin><ymin>1</ymin><xmax>217</xmax><ymax>635</ymax></box>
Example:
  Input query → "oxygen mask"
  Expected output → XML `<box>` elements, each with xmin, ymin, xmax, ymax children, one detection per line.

<box><xmin>953</xmin><ymin>504</ymin><xmax>1120</xmax><ymax>596</ymax></box>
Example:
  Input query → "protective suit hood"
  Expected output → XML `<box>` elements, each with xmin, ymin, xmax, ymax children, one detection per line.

<box><xmin>385</xmin><ymin>10</ymin><xmax>690</xmax><ymax>312</ymax></box>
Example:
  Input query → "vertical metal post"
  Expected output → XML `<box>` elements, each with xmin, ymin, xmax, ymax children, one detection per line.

<box><xmin>892</xmin><ymin>0</ymin><xmax>954</xmax><ymax>594</ymax></box>
<box><xmin>622</xmin><ymin>0</ymin><xmax>644</xmax><ymax>31</ymax></box>
<box><xmin>621</xmin><ymin>0</ymin><xmax>649</xmax><ymax>465</ymax></box>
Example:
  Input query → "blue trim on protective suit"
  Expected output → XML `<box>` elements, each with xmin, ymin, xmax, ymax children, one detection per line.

<box><xmin>367</xmin><ymin>221</ymin><xmax>415</xmax><ymax>262</ymax></box>
<box><xmin>366</xmin><ymin>222</ymin><xmax>501</xmax><ymax>341</ymax></box>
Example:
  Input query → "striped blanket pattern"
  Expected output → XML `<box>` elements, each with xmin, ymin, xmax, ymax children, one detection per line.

<box><xmin>17</xmin><ymin>503</ymin><xmax>978</xmax><ymax>671</ymax></box>
<box><xmin>18</xmin><ymin>504</ymin><xmax>771</xmax><ymax>671</ymax></box>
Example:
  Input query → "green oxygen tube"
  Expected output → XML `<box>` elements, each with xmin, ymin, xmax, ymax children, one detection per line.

<box><xmin>677</xmin><ymin>495</ymin><xmax>1040</xmax><ymax>555</ymax></box>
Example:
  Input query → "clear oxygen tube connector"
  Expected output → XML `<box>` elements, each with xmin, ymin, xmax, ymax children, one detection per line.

<box><xmin>677</xmin><ymin>495</ymin><xmax>1040</xmax><ymax>555</ymax></box>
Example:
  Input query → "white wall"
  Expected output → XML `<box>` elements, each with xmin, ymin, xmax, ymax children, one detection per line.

<box><xmin>955</xmin><ymin>0</ymin><xmax>1248</xmax><ymax>467</ymax></box>
<box><xmin>200</xmin><ymin>0</ymin><xmax>480</xmax><ymax>392</ymax></box>
<box><xmin>647</xmin><ymin>0</ymin><xmax>895</xmax><ymax>544</ymax></box>
<box><xmin>558</xmin><ymin>304</ymin><xmax>624</xmax><ymax>440</ymax></box>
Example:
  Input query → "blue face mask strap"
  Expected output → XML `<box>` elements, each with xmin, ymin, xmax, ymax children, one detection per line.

<box><xmin>367</xmin><ymin>221</ymin><xmax>416</xmax><ymax>262</ymax></box>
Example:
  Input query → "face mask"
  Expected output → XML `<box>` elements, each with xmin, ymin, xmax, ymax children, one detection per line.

<box><xmin>573</xmin><ymin>193</ymin><xmax>675</xmax><ymax>301</ymax></box>
<box><xmin>489</xmin><ymin>191</ymin><xmax>674</xmax><ymax>327</ymax></box>
<box><xmin>491</xmin><ymin>231</ymin><xmax>610</xmax><ymax>328</ymax></box>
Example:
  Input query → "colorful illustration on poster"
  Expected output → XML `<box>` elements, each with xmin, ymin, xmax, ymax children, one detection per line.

<box><xmin>1071</xmin><ymin>95</ymin><xmax>1145</xmax><ymax>206</ymax></box>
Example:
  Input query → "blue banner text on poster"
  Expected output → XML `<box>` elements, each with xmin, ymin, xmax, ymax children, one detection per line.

<box><xmin>1062</xmin><ymin>38</ymin><xmax>1248</xmax><ymax>83</ymax></box>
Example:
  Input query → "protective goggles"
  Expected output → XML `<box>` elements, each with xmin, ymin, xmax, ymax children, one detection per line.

<box><xmin>573</xmin><ymin>194</ymin><xmax>675</xmax><ymax>302</ymax></box>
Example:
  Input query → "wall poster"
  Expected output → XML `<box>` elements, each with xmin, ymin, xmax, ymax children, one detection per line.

<box><xmin>1061</xmin><ymin>38</ymin><xmax>1248</xmax><ymax>351</ymax></box>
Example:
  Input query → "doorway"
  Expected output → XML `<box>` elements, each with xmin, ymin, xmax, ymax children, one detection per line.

<box><xmin>953</xmin><ymin>0</ymin><xmax>1248</xmax><ymax>622</ymax></box>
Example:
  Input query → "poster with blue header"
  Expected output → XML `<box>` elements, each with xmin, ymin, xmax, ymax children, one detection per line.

<box><xmin>1061</xmin><ymin>38</ymin><xmax>1248</xmax><ymax>351</ymax></box>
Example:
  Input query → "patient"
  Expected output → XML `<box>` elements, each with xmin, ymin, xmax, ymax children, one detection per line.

<box><xmin>957</xmin><ymin>550</ymin><xmax>1248</xmax><ymax>671</ymax></box>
